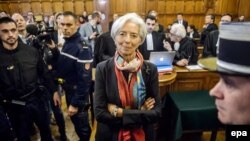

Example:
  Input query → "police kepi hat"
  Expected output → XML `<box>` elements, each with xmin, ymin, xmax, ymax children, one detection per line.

<box><xmin>198</xmin><ymin>22</ymin><xmax>250</xmax><ymax>76</ymax></box>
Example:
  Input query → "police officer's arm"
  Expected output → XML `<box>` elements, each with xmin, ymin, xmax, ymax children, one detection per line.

<box><xmin>70</xmin><ymin>47</ymin><xmax>93</xmax><ymax>107</ymax></box>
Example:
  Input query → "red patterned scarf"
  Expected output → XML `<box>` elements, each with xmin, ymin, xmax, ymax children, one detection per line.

<box><xmin>114</xmin><ymin>51</ymin><xmax>146</xmax><ymax>141</ymax></box>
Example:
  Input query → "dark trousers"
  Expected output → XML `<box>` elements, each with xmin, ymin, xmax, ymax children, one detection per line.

<box><xmin>3</xmin><ymin>96</ymin><xmax>53</xmax><ymax>141</ymax></box>
<box><xmin>50</xmin><ymin>97</ymin><xmax>67</xmax><ymax>141</ymax></box>
<box><xmin>0</xmin><ymin>106</ymin><xmax>15</xmax><ymax>141</ymax></box>
<box><xmin>64</xmin><ymin>86</ymin><xmax>91</xmax><ymax>141</ymax></box>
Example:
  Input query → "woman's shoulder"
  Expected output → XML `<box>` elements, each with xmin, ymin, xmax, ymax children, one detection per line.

<box><xmin>142</xmin><ymin>61</ymin><xmax>158</xmax><ymax>74</ymax></box>
<box><xmin>96</xmin><ymin>58</ymin><xmax>114</xmax><ymax>70</ymax></box>
<box><xmin>143</xmin><ymin>61</ymin><xmax>156</xmax><ymax>67</ymax></box>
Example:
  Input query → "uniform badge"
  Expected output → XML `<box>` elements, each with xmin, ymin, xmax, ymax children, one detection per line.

<box><xmin>81</xmin><ymin>40</ymin><xmax>88</xmax><ymax>49</ymax></box>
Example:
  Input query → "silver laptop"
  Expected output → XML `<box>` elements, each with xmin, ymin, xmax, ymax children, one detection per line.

<box><xmin>149</xmin><ymin>51</ymin><xmax>176</xmax><ymax>67</ymax></box>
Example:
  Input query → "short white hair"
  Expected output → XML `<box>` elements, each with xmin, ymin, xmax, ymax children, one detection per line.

<box><xmin>11</xmin><ymin>13</ymin><xmax>25</xmax><ymax>20</ymax></box>
<box><xmin>170</xmin><ymin>23</ymin><xmax>186</xmax><ymax>38</ymax></box>
<box><xmin>111</xmin><ymin>13</ymin><xmax>147</xmax><ymax>44</ymax></box>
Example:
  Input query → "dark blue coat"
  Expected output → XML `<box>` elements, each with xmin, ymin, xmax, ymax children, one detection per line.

<box><xmin>56</xmin><ymin>32</ymin><xmax>92</xmax><ymax>107</ymax></box>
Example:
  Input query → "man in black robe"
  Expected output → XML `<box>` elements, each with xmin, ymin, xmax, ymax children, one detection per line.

<box><xmin>163</xmin><ymin>23</ymin><xmax>198</xmax><ymax>66</ymax></box>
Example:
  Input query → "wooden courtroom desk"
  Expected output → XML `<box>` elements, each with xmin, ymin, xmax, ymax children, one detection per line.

<box><xmin>198</xmin><ymin>46</ymin><xmax>204</xmax><ymax>58</ymax></box>
<box><xmin>159</xmin><ymin>72</ymin><xmax>177</xmax><ymax>98</ymax></box>
<box><xmin>169</xmin><ymin>66</ymin><xmax>219</xmax><ymax>92</ymax></box>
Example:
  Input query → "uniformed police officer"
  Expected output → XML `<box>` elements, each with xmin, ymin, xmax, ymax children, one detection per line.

<box><xmin>0</xmin><ymin>17</ymin><xmax>60</xmax><ymax>141</ymax></box>
<box><xmin>55</xmin><ymin>11</ymin><xmax>92</xmax><ymax>141</ymax></box>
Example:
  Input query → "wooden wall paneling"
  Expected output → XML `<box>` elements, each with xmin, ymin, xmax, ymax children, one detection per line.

<box><xmin>184</xmin><ymin>0</ymin><xmax>194</xmax><ymax>14</ymax></box>
<box><xmin>145</xmin><ymin>0</ymin><xmax>157</xmax><ymax>15</ymax></box>
<box><xmin>192</xmin><ymin>15</ymin><xmax>204</xmax><ymax>30</ymax></box>
<box><xmin>0</xmin><ymin>2</ymin><xmax>10</xmax><ymax>14</ymax></box>
<box><xmin>194</xmin><ymin>0</ymin><xmax>205</xmax><ymax>14</ymax></box>
<box><xmin>206</xmin><ymin>74</ymin><xmax>219</xmax><ymax>90</ymax></box>
<box><xmin>214</xmin><ymin>0</ymin><xmax>222</xmax><ymax>14</ymax></box>
<box><xmin>9</xmin><ymin>2</ymin><xmax>20</xmax><ymax>14</ymax></box>
<box><xmin>85</xmin><ymin>0</ymin><xmax>94</xmax><ymax>13</ymax></box>
<box><xmin>140</xmin><ymin>0</ymin><xmax>146</xmax><ymax>16</ymax></box>
<box><xmin>199</xmin><ymin>15</ymin><xmax>205</xmax><ymax>30</ymax></box>
<box><xmin>173</xmin><ymin>79</ymin><xmax>204</xmax><ymax>92</ymax></box>
<box><xmin>165</xmin><ymin>14</ymin><xmax>175</xmax><ymax>26</ymax></box>
<box><xmin>157</xmin><ymin>0</ymin><xmax>166</xmax><ymax>14</ymax></box>
<box><xmin>74</xmin><ymin>0</ymin><xmax>84</xmax><ymax>15</ymax></box>
<box><xmin>238</xmin><ymin>0</ymin><xmax>250</xmax><ymax>20</ymax></box>
<box><xmin>161</xmin><ymin>15</ymin><xmax>167</xmax><ymax>28</ymax></box>
<box><xmin>52</xmin><ymin>1</ymin><xmax>63</xmax><ymax>13</ymax></box>
<box><xmin>41</xmin><ymin>1</ymin><xmax>53</xmax><ymax>16</ymax></box>
<box><xmin>63</xmin><ymin>0</ymin><xmax>74</xmax><ymax>12</ymax></box>
<box><xmin>30</xmin><ymin>1</ymin><xmax>42</xmax><ymax>15</ymax></box>
<box><xmin>185</xmin><ymin>14</ymin><xmax>193</xmax><ymax>25</ymax></box>
<box><xmin>238</xmin><ymin>0</ymin><xmax>247</xmax><ymax>16</ymax></box>
<box><xmin>226</xmin><ymin>0</ymin><xmax>239</xmax><ymax>16</ymax></box>
<box><xmin>114</xmin><ymin>0</ymin><xmax>126</xmax><ymax>14</ymax></box>
<box><xmin>170</xmin><ymin>71</ymin><xmax>220</xmax><ymax>92</ymax></box>
<box><xmin>20</xmin><ymin>2</ymin><xmax>31</xmax><ymax>16</ymax></box>
<box><xmin>175</xmin><ymin>0</ymin><xmax>184</xmax><ymax>13</ymax></box>
<box><xmin>219</xmin><ymin>0</ymin><xmax>228</xmax><ymax>15</ymax></box>
<box><xmin>165</xmin><ymin>0</ymin><xmax>175</xmax><ymax>14</ymax></box>
<box><xmin>109</xmin><ymin>0</ymin><xmax>115</xmax><ymax>14</ymax></box>
<box><xmin>137</xmin><ymin>0</ymin><xmax>146</xmax><ymax>14</ymax></box>
<box><xmin>94</xmin><ymin>0</ymin><xmax>110</xmax><ymax>32</ymax></box>
<box><xmin>158</xmin><ymin>15</ymin><xmax>165</xmax><ymax>27</ymax></box>
<box><xmin>127</xmin><ymin>0</ymin><xmax>140</xmax><ymax>13</ymax></box>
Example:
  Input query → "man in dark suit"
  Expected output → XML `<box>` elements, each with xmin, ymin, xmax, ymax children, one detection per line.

<box><xmin>200</xmin><ymin>14</ymin><xmax>218</xmax><ymax>45</ymax></box>
<box><xmin>173</xmin><ymin>13</ymin><xmax>188</xmax><ymax>30</ymax></box>
<box><xmin>148</xmin><ymin>10</ymin><xmax>164</xmax><ymax>34</ymax></box>
<box><xmin>203</xmin><ymin>14</ymin><xmax>232</xmax><ymax>57</ymax></box>
<box><xmin>108</xmin><ymin>13</ymin><xmax>118</xmax><ymax>31</ymax></box>
<box><xmin>139</xmin><ymin>15</ymin><xmax>164</xmax><ymax>60</ymax></box>
<box><xmin>93</xmin><ymin>31</ymin><xmax>116</xmax><ymax>67</ymax></box>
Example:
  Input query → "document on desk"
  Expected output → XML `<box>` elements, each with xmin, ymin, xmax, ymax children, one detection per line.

<box><xmin>186</xmin><ymin>65</ymin><xmax>203</xmax><ymax>71</ymax></box>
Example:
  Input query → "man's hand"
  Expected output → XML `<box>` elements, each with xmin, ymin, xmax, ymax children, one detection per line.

<box><xmin>47</xmin><ymin>40</ymin><xmax>56</xmax><ymax>49</ymax></box>
<box><xmin>107</xmin><ymin>103</ymin><xmax>123</xmax><ymax>117</ymax></box>
<box><xmin>141</xmin><ymin>97</ymin><xmax>155</xmax><ymax>110</ymax></box>
<box><xmin>53</xmin><ymin>91</ymin><xmax>61</xmax><ymax>106</ymax></box>
<box><xmin>163</xmin><ymin>40</ymin><xmax>172</xmax><ymax>51</ymax></box>
<box><xmin>89</xmin><ymin>32</ymin><xmax>97</xmax><ymax>40</ymax></box>
<box><xmin>68</xmin><ymin>105</ymin><xmax>78</xmax><ymax>116</ymax></box>
<box><xmin>176</xmin><ymin>59</ymin><xmax>189</xmax><ymax>66</ymax></box>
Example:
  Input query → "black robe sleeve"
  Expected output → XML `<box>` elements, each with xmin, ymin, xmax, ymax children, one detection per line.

<box><xmin>173</xmin><ymin>37</ymin><xmax>198</xmax><ymax>65</ymax></box>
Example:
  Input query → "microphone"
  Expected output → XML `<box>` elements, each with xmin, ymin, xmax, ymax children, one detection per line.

<box><xmin>26</xmin><ymin>24</ymin><xmax>39</xmax><ymax>36</ymax></box>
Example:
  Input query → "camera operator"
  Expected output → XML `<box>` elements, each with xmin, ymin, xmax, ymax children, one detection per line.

<box><xmin>0</xmin><ymin>17</ymin><xmax>60</xmax><ymax>141</ymax></box>
<box><xmin>25</xmin><ymin>18</ymin><xmax>68</xmax><ymax>140</ymax></box>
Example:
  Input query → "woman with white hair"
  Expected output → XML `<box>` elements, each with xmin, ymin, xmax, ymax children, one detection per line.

<box><xmin>163</xmin><ymin>23</ymin><xmax>198</xmax><ymax>66</ymax></box>
<box><xmin>94</xmin><ymin>13</ymin><xmax>161</xmax><ymax>141</ymax></box>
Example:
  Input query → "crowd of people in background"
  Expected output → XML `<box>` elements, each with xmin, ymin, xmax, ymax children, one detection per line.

<box><xmin>0</xmin><ymin>9</ymin><xmax>248</xmax><ymax>141</ymax></box>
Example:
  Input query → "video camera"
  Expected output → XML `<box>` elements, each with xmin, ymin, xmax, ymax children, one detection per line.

<box><xmin>26</xmin><ymin>24</ymin><xmax>54</xmax><ymax>64</ymax></box>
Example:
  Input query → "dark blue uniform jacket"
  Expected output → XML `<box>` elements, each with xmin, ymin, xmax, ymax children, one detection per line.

<box><xmin>56</xmin><ymin>32</ymin><xmax>92</xmax><ymax>107</ymax></box>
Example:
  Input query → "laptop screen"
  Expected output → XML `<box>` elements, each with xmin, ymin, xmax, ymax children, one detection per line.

<box><xmin>149</xmin><ymin>51</ymin><xmax>176</xmax><ymax>66</ymax></box>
